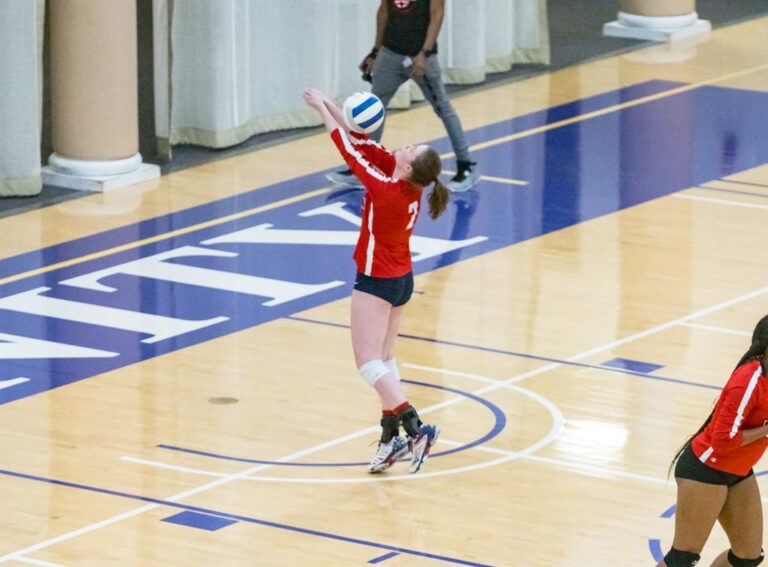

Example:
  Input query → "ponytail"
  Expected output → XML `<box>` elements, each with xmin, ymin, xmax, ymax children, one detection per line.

<box><xmin>410</xmin><ymin>147</ymin><xmax>448</xmax><ymax>219</ymax></box>
<box><xmin>428</xmin><ymin>178</ymin><xmax>449</xmax><ymax>219</ymax></box>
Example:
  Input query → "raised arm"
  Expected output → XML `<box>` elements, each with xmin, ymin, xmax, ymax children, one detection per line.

<box><xmin>303</xmin><ymin>88</ymin><xmax>347</xmax><ymax>133</ymax></box>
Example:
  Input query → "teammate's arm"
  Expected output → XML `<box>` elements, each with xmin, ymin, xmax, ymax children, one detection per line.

<box><xmin>710</xmin><ymin>386</ymin><xmax>767</xmax><ymax>450</ymax></box>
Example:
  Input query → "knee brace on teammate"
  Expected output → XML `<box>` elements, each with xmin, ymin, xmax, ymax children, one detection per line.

<box><xmin>728</xmin><ymin>549</ymin><xmax>764</xmax><ymax>567</ymax></box>
<box><xmin>663</xmin><ymin>547</ymin><xmax>700</xmax><ymax>567</ymax></box>
<box><xmin>358</xmin><ymin>359</ymin><xmax>389</xmax><ymax>387</ymax></box>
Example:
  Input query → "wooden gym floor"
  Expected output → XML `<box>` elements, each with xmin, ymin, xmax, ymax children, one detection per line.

<box><xmin>1</xmin><ymin>16</ymin><xmax>768</xmax><ymax>567</ymax></box>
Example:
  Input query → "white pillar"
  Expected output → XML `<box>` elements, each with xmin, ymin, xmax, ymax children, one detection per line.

<box><xmin>604</xmin><ymin>0</ymin><xmax>711</xmax><ymax>42</ymax></box>
<box><xmin>42</xmin><ymin>0</ymin><xmax>159</xmax><ymax>192</ymax></box>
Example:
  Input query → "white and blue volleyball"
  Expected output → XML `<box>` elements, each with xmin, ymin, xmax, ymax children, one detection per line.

<box><xmin>343</xmin><ymin>92</ymin><xmax>385</xmax><ymax>134</ymax></box>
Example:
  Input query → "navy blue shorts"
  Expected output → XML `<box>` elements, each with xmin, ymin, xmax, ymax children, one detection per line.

<box><xmin>354</xmin><ymin>272</ymin><xmax>414</xmax><ymax>307</ymax></box>
<box><xmin>675</xmin><ymin>443</ymin><xmax>754</xmax><ymax>486</ymax></box>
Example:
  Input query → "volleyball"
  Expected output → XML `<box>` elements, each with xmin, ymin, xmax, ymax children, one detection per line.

<box><xmin>343</xmin><ymin>92</ymin><xmax>385</xmax><ymax>134</ymax></box>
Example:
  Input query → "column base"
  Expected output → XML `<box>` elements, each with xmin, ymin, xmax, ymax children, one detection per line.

<box><xmin>42</xmin><ymin>163</ymin><xmax>161</xmax><ymax>192</ymax></box>
<box><xmin>603</xmin><ymin>14</ymin><xmax>711</xmax><ymax>42</ymax></box>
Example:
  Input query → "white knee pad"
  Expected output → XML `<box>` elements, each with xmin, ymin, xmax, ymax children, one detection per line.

<box><xmin>359</xmin><ymin>359</ymin><xmax>389</xmax><ymax>387</ymax></box>
<box><xmin>383</xmin><ymin>358</ymin><xmax>400</xmax><ymax>380</ymax></box>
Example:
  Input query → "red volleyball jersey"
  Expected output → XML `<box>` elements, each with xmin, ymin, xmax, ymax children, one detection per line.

<box><xmin>691</xmin><ymin>360</ymin><xmax>768</xmax><ymax>476</ymax></box>
<box><xmin>330</xmin><ymin>128</ymin><xmax>423</xmax><ymax>278</ymax></box>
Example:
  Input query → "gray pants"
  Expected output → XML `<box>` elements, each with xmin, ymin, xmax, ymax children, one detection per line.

<box><xmin>370</xmin><ymin>47</ymin><xmax>470</xmax><ymax>163</ymax></box>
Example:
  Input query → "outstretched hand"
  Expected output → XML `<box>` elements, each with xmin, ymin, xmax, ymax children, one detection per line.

<box><xmin>303</xmin><ymin>88</ymin><xmax>326</xmax><ymax>110</ymax></box>
<box><xmin>303</xmin><ymin>87</ymin><xmax>344</xmax><ymax>133</ymax></box>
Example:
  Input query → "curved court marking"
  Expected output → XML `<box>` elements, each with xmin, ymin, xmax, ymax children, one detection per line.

<box><xmin>122</xmin><ymin>378</ymin><xmax>564</xmax><ymax>484</ymax></box>
<box><xmin>151</xmin><ymin>379</ymin><xmax>508</xmax><ymax>467</ymax></box>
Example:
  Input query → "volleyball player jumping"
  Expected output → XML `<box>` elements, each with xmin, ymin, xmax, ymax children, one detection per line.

<box><xmin>303</xmin><ymin>87</ymin><xmax>448</xmax><ymax>473</ymax></box>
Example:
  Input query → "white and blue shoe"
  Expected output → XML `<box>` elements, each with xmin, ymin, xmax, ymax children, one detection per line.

<box><xmin>368</xmin><ymin>435</ymin><xmax>411</xmax><ymax>473</ymax></box>
<box><xmin>409</xmin><ymin>424</ymin><xmax>439</xmax><ymax>473</ymax></box>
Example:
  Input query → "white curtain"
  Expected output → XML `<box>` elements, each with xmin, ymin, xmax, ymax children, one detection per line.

<box><xmin>0</xmin><ymin>0</ymin><xmax>45</xmax><ymax>195</ymax></box>
<box><xmin>159</xmin><ymin>0</ymin><xmax>549</xmax><ymax>149</ymax></box>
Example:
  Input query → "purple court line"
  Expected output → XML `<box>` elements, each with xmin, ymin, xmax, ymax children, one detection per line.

<box><xmin>285</xmin><ymin>316</ymin><xmax>720</xmax><ymax>391</ymax></box>
<box><xmin>370</xmin><ymin>551</ymin><xmax>402</xmax><ymax>563</ymax></box>
<box><xmin>0</xmin><ymin>467</ymin><xmax>493</xmax><ymax>567</ymax></box>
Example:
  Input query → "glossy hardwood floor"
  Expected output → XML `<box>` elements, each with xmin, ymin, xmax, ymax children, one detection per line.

<box><xmin>2</xmin><ymin>16</ymin><xmax>768</xmax><ymax>567</ymax></box>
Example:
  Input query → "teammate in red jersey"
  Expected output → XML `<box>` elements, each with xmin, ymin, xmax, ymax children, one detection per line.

<box><xmin>303</xmin><ymin>87</ymin><xmax>448</xmax><ymax>473</ymax></box>
<box><xmin>659</xmin><ymin>315</ymin><xmax>768</xmax><ymax>567</ymax></box>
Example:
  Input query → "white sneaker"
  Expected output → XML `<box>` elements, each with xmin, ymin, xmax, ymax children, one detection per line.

<box><xmin>326</xmin><ymin>169</ymin><xmax>364</xmax><ymax>188</ymax></box>
<box><xmin>368</xmin><ymin>435</ymin><xmax>411</xmax><ymax>473</ymax></box>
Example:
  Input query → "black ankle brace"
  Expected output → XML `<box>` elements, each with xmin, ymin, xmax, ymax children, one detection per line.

<box><xmin>664</xmin><ymin>547</ymin><xmax>700</xmax><ymax>567</ymax></box>
<box><xmin>728</xmin><ymin>549</ymin><xmax>764</xmax><ymax>567</ymax></box>
<box><xmin>380</xmin><ymin>415</ymin><xmax>399</xmax><ymax>443</ymax></box>
<box><xmin>396</xmin><ymin>405</ymin><xmax>422</xmax><ymax>437</ymax></box>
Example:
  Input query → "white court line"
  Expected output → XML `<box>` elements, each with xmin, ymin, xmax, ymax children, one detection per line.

<box><xmin>8</xmin><ymin>284</ymin><xmax>768</xmax><ymax>561</ymax></box>
<box><xmin>435</xmin><ymin>438</ymin><xmax>669</xmax><ymax>486</ymax></box>
<box><xmin>566</xmin><ymin>285</ymin><xmax>768</xmax><ymax>362</ymax></box>
<box><xmin>680</xmin><ymin>322</ymin><xmax>752</xmax><ymax>337</ymax></box>
<box><xmin>441</xmin><ymin>170</ymin><xmax>528</xmax><ymax>186</ymax></box>
<box><xmin>121</xmin><ymin>457</ymin><xmax>226</xmax><ymax>478</ymax></box>
<box><xmin>13</xmin><ymin>557</ymin><xmax>65</xmax><ymax>567</ymax></box>
<box><xmin>673</xmin><ymin>193</ymin><xmax>768</xmax><ymax>211</ymax></box>
<box><xmin>441</xmin><ymin>438</ymin><xmax>768</xmax><ymax>504</ymax></box>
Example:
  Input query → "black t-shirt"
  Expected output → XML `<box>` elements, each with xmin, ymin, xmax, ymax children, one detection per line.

<box><xmin>382</xmin><ymin>0</ymin><xmax>437</xmax><ymax>57</ymax></box>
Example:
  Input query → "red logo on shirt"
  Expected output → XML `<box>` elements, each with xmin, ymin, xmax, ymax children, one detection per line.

<box><xmin>393</xmin><ymin>0</ymin><xmax>416</xmax><ymax>12</ymax></box>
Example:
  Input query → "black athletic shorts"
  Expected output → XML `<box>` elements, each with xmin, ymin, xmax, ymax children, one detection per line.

<box><xmin>353</xmin><ymin>271</ymin><xmax>414</xmax><ymax>307</ymax></box>
<box><xmin>675</xmin><ymin>443</ymin><xmax>754</xmax><ymax>486</ymax></box>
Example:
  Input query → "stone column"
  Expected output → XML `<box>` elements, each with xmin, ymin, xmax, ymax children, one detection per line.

<box><xmin>604</xmin><ymin>0</ymin><xmax>711</xmax><ymax>41</ymax></box>
<box><xmin>43</xmin><ymin>0</ymin><xmax>159</xmax><ymax>191</ymax></box>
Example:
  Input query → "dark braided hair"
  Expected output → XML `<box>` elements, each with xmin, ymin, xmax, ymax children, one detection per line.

<box><xmin>737</xmin><ymin>314</ymin><xmax>768</xmax><ymax>370</ymax></box>
<box><xmin>409</xmin><ymin>148</ymin><xmax>448</xmax><ymax>220</ymax></box>
<box><xmin>668</xmin><ymin>314</ymin><xmax>768</xmax><ymax>476</ymax></box>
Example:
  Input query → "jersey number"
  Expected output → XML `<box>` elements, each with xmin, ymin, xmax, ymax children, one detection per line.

<box><xmin>406</xmin><ymin>201</ymin><xmax>419</xmax><ymax>229</ymax></box>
